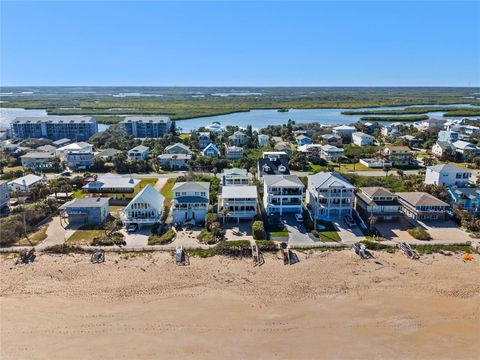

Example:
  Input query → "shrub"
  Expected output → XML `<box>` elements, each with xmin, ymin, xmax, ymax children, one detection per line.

<box><xmin>360</xmin><ymin>240</ymin><xmax>392</xmax><ymax>251</ymax></box>
<box><xmin>252</xmin><ymin>220</ymin><xmax>265</xmax><ymax>240</ymax></box>
<box><xmin>197</xmin><ymin>229</ymin><xmax>217</xmax><ymax>244</ymax></box>
<box><xmin>148</xmin><ymin>229</ymin><xmax>176</xmax><ymax>245</ymax></box>
<box><xmin>205</xmin><ymin>213</ymin><xmax>217</xmax><ymax>231</ymax></box>
<box><xmin>216</xmin><ymin>240</ymin><xmax>252</xmax><ymax>257</ymax></box>
<box><xmin>160</xmin><ymin>206</ymin><xmax>169</xmax><ymax>223</ymax></box>
<box><xmin>407</xmin><ymin>227</ymin><xmax>431</xmax><ymax>241</ymax></box>
<box><xmin>255</xmin><ymin>240</ymin><xmax>277</xmax><ymax>252</ymax></box>
<box><xmin>43</xmin><ymin>244</ymin><xmax>85</xmax><ymax>254</ymax></box>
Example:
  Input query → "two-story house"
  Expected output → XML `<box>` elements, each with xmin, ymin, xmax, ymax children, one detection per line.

<box><xmin>65</xmin><ymin>149</ymin><xmax>94</xmax><ymax>170</ymax></box>
<box><xmin>263</xmin><ymin>175</ymin><xmax>304</xmax><ymax>216</ymax></box>
<box><xmin>431</xmin><ymin>141</ymin><xmax>456</xmax><ymax>159</ymax></box>
<box><xmin>352</xmin><ymin>132</ymin><xmax>375</xmax><ymax>146</ymax></box>
<box><xmin>382</xmin><ymin>146</ymin><xmax>413</xmax><ymax>166</ymax></box>
<box><xmin>258</xmin><ymin>154</ymin><xmax>290</xmax><ymax>179</ymax></box>
<box><xmin>197</xmin><ymin>132</ymin><xmax>211</xmax><ymax>149</ymax></box>
<box><xmin>355</xmin><ymin>187</ymin><xmax>401</xmax><ymax>226</ymax></box>
<box><xmin>59</xmin><ymin>197</ymin><xmax>109</xmax><ymax>225</ymax></box>
<box><xmin>218</xmin><ymin>186</ymin><xmax>258</xmax><ymax>223</ymax></box>
<box><xmin>438</xmin><ymin>130</ymin><xmax>459</xmax><ymax>143</ymax></box>
<box><xmin>221</xmin><ymin>168</ymin><xmax>252</xmax><ymax>186</ymax></box>
<box><xmin>295</xmin><ymin>135</ymin><xmax>312</xmax><ymax>146</ymax></box>
<box><xmin>452</xmin><ymin>140</ymin><xmax>480</xmax><ymax>160</ymax></box>
<box><xmin>424</xmin><ymin>164</ymin><xmax>471</xmax><ymax>187</ymax></box>
<box><xmin>306</xmin><ymin>172</ymin><xmax>354</xmax><ymax>220</ymax></box>
<box><xmin>20</xmin><ymin>152</ymin><xmax>57</xmax><ymax>171</ymax></box>
<box><xmin>202</xmin><ymin>143</ymin><xmax>220</xmax><ymax>158</ymax></box>
<box><xmin>332</xmin><ymin>125</ymin><xmax>356</xmax><ymax>139</ymax></box>
<box><xmin>164</xmin><ymin>143</ymin><xmax>191</xmax><ymax>155</ymax></box>
<box><xmin>258</xmin><ymin>134</ymin><xmax>270</xmax><ymax>147</ymax></box>
<box><xmin>172</xmin><ymin>182</ymin><xmax>210</xmax><ymax>224</ymax></box>
<box><xmin>320</xmin><ymin>145</ymin><xmax>344</xmax><ymax>162</ymax></box>
<box><xmin>225</xmin><ymin>145</ymin><xmax>244</xmax><ymax>160</ymax></box>
<box><xmin>158</xmin><ymin>153</ymin><xmax>191</xmax><ymax>170</ymax></box>
<box><xmin>397</xmin><ymin>192</ymin><xmax>449</xmax><ymax>221</ymax></box>
<box><xmin>320</xmin><ymin>134</ymin><xmax>343</xmax><ymax>147</ymax></box>
<box><xmin>8</xmin><ymin>174</ymin><xmax>45</xmax><ymax>193</ymax></box>
<box><xmin>128</xmin><ymin>145</ymin><xmax>149</xmax><ymax>161</ymax></box>
<box><xmin>121</xmin><ymin>185</ymin><xmax>165</xmax><ymax>228</ymax></box>
<box><xmin>228</xmin><ymin>131</ymin><xmax>246</xmax><ymax>146</ymax></box>
<box><xmin>448</xmin><ymin>187</ymin><xmax>480</xmax><ymax>214</ymax></box>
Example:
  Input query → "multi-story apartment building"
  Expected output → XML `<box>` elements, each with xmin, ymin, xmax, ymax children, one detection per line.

<box><xmin>263</xmin><ymin>175</ymin><xmax>304</xmax><ymax>216</ymax></box>
<box><xmin>306</xmin><ymin>172</ymin><xmax>354</xmax><ymax>220</ymax></box>
<box><xmin>120</xmin><ymin>116</ymin><xmax>172</xmax><ymax>138</ymax></box>
<box><xmin>355</xmin><ymin>187</ymin><xmax>401</xmax><ymax>226</ymax></box>
<box><xmin>397</xmin><ymin>192</ymin><xmax>449</xmax><ymax>221</ymax></box>
<box><xmin>121</xmin><ymin>185</ymin><xmax>165</xmax><ymax>228</ymax></box>
<box><xmin>218</xmin><ymin>186</ymin><xmax>257</xmax><ymax>222</ymax></box>
<box><xmin>11</xmin><ymin>116</ymin><xmax>98</xmax><ymax>141</ymax></box>
<box><xmin>172</xmin><ymin>182</ymin><xmax>210</xmax><ymax>224</ymax></box>
<box><xmin>20</xmin><ymin>152</ymin><xmax>57</xmax><ymax>171</ymax></box>
<box><xmin>424</xmin><ymin>164</ymin><xmax>471</xmax><ymax>187</ymax></box>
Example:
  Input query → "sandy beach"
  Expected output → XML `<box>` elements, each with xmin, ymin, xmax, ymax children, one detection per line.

<box><xmin>1</xmin><ymin>249</ymin><xmax>479</xmax><ymax>360</ymax></box>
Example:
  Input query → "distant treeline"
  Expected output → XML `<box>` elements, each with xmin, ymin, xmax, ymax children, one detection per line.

<box><xmin>343</xmin><ymin>106</ymin><xmax>480</xmax><ymax>117</ymax></box>
<box><xmin>360</xmin><ymin>115</ymin><xmax>429</xmax><ymax>122</ymax></box>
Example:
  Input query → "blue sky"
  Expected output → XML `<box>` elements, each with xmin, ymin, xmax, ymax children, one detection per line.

<box><xmin>1</xmin><ymin>1</ymin><xmax>479</xmax><ymax>87</ymax></box>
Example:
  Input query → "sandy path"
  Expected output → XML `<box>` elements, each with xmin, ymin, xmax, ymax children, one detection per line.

<box><xmin>1</xmin><ymin>250</ymin><xmax>479</xmax><ymax>359</ymax></box>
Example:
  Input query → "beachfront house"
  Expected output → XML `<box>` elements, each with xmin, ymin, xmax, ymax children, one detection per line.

<box><xmin>354</xmin><ymin>187</ymin><xmax>401</xmax><ymax>226</ymax></box>
<box><xmin>83</xmin><ymin>173</ymin><xmax>141</xmax><ymax>203</ymax></box>
<box><xmin>164</xmin><ymin>143</ymin><xmax>192</xmax><ymax>155</ymax></box>
<box><xmin>221</xmin><ymin>168</ymin><xmax>252</xmax><ymax>186</ymax></box>
<box><xmin>263</xmin><ymin>175</ymin><xmax>304</xmax><ymax>216</ymax></box>
<box><xmin>218</xmin><ymin>186</ymin><xmax>258</xmax><ymax>223</ymax></box>
<box><xmin>8</xmin><ymin>174</ymin><xmax>45</xmax><ymax>193</ymax></box>
<box><xmin>202</xmin><ymin>143</ymin><xmax>220</xmax><ymax>158</ymax></box>
<box><xmin>229</xmin><ymin>131</ymin><xmax>246</xmax><ymax>146</ymax></box>
<box><xmin>320</xmin><ymin>145</ymin><xmax>344</xmax><ymax>162</ymax></box>
<box><xmin>225</xmin><ymin>145</ymin><xmax>244</xmax><ymax>160</ymax></box>
<box><xmin>424</xmin><ymin>164</ymin><xmax>471</xmax><ymax>187</ymax></box>
<box><xmin>352</xmin><ymin>132</ymin><xmax>375</xmax><ymax>147</ymax></box>
<box><xmin>448</xmin><ymin>187</ymin><xmax>480</xmax><ymax>214</ymax></box>
<box><xmin>121</xmin><ymin>185</ymin><xmax>165</xmax><ymax>228</ymax></box>
<box><xmin>20</xmin><ymin>152</ymin><xmax>57</xmax><ymax>171</ymax></box>
<box><xmin>171</xmin><ymin>182</ymin><xmax>210</xmax><ymax>224</ymax></box>
<box><xmin>258</xmin><ymin>134</ymin><xmax>270</xmax><ymax>147</ymax></box>
<box><xmin>306</xmin><ymin>172</ymin><xmax>354</xmax><ymax>220</ymax></box>
<box><xmin>158</xmin><ymin>153</ymin><xmax>191</xmax><ymax>170</ymax></box>
<box><xmin>128</xmin><ymin>145</ymin><xmax>149</xmax><ymax>161</ymax></box>
<box><xmin>397</xmin><ymin>192</ymin><xmax>449</xmax><ymax>221</ymax></box>
<box><xmin>59</xmin><ymin>197</ymin><xmax>109</xmax><ymax>225</ymax></box>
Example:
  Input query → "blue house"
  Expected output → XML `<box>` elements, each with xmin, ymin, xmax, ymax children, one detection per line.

<box><xmin>59</xmin><ymin>197</ymin><xmax>109</xmax><ymax>224</ymax></box>
<box><xmin>295</xmin><ymin>135</ymin><xmax>312</xmax><ymax>146</ymax></box>
<box><xmin>448</xmin><ymin>187</ymin><xmax>480</xmax><ymax>214</ymax></box>
<box><xmin>202</xmin><ymin>143</ymin><xmax>220</xmax><ymax>158</ymax></box>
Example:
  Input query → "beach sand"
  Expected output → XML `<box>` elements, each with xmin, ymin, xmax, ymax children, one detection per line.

<box><xmin>1</xmin><ymin>250</ymin><xmax>479</xmax><ymax>359</ymax></box>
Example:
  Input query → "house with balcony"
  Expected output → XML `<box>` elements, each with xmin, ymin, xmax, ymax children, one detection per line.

<box><xmin>352</xmin><ymin>132</ymin><xmax>375</xmax><ymax>146</ymax></box>
<box><xmin>225</xmin><ymin>145</ymin><xmax>244</xmax><ymax>160</ymax></box>
<box><xmin>65</xmin><ymin>149</ymin><xmax>94</xmax><ymax>170</ymax></box>
<box><xmin>295</xmin><ymin>134</ymin><xmax>312</xmax><ymax>146</ymax></box>
<box><xmin>197</xmin><ymin>132</ymin><xmax>211</xmax><ymax>149</ymax></box>
<box><xmin>382</xmin><ymin>146</ymin><xmax>413</xmax><ymax>166</ymax></box>
<box><xmin>424</xmin><ymin>164</ymin><xmax>471</xmax><ymax>187</ymax></box>
<box><xmin>263</xmin><ymin>175</ymin><xmax>304</xmax><ymax>216</ymax></box>
<box><xmin>221</xmin><ymin>168</ymin><xmax>252</xmax><ymax>186</ymax></box>
<box><xmin>164</xmin><ymin>143</ymin><xmax>191</xmax><ymax>155</ymax></box>
<box><xmin>218</xmin><ymin>186</ymin><xmax>257</xmax><ymax>223</ymax></box>
<box><xmin>355</xmin><ymin>187</ymin><xmax>401</xmax><ymax>227</ymax></box>
<box><xmin>320</xmin><ymin>145</ymin><xmax>344</xmax><ymax>162</ymax></box>
<box><xmin>171</xmin><ymin>182</ymin><xmax>210</xmax><ymax>224</ymax></box>
<box><xmin>121</xmin><ymin>185</ymin><xmax>165</xmax><ymax>228</ymax></box>
<box><xmin>128</xmin><ymin>145</ymin><xmax>149</xmax><ymax>161</ymax></box>
<box><xmin>258</xmin><ymin>134</ymin><xmax>270</xmax><ymax>147</ymax></box>
<box><xmin>158</xmin><ymin>153</ymin><xmax>191</xmax><ymax>170</ymax></box>
<box><xmin>397</xmin><ymin>192</ymin><xmax>449</xmax><ymax>221</ymax></box>
<box><xmin>306</xmin><ymin>172</ymin><xmax>354</xmax><ymax>220</ymax></box>
<box><xmin>448</xmin><ymin>187</ymin><xmax>480</xmax><ymax>214</ymax></box>
<box><xmin>82</xmin><ymin>173</ymin><xmax>141</xmax><ymax>204</ymax></box>
<box><xmin>20</xmin><ymin>152</ymin><xmax>57</xmax><ymax>171</ymax></box>
<box><xmin>56</xmin><ymin>141</ymin><xmax>93</xmax><ymax>158</ymax></box>
<box><xmin>59</xmin><ymin>197</ymin><xmax>109</xmax><ymax>225</ymax></box>
<box><xmin>229</xmin><ymin>131</ymin><xmax>246</xmax><ymax>146</ymax></box>
<box><xmin>320</xmin><ymin>134</ymin><xmax>343</xmax><ymax>147</ymax></box>
<box><xmin>202</xmin><ymin>143</ymin><xmax>220</xmax><ymax>158</ymax></box>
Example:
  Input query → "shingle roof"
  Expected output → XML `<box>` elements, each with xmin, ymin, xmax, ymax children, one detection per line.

<box><xmin>434</xmin><ymin>141</ymin><xmax>455</xmax><ymax>150</ymax></box>
<box><xmin>158</xmin><ymin>153</ymin><xmax>192</xmax><ymax>160</ymax></box>
<box><xmin>396</xmin><ymin>192</ymin><xmax>449</xmax><ymax>207</ymax></box>
<box><xmin>96</xmin><ymin>148</ymin><xmax>122</xmax><ymax>158</ymax></box>
<box><xmin>258</xmin><ymin>157</ymin><xmax>290</xmax><ymax>176</ymax></box>
<box><xmin>359</xmin><ymin>187</ymin><xmax>396</xmax><ymax>199</ymax></box>
<box><xmin>164</xmin><ymin>143</ymin><xmax>191</xmax><ymax>154</ymax></box>
<box><xmin>453</xmin><ymin>140</ymin><xmax>479</xmax><ymax>150</ymax></box>
<box><xmin>83</xmin><ymin>173</ymin><xmax>140</xmax><ymax>190</ymax></box>
<box><xmin>8</xmin><ymin>174</ymin><xmax>44</xmax><ymax>187</ymax></box>
<box><xmin>129</xmin><ymin>145</ymin><xmax>149</xmax><ymax>152</ymax></box>
<box><xmin>20</xmin><ymin>152</ymin><xmax>56</xmax><ymax>159</ymax></box>
<box><xmin>264</xmin><ymin>175</ymin><xmax>304</xmax><ymax>187</ymax></box>
<box><xmin>309</xmin><ymin>172</ymin><xmax>354</xmax><ymax>189</ymax></box>
<box><xmin>386</xmin><ymin>146</ymin><xmax>411</xmax><ymax>151</ymax></box>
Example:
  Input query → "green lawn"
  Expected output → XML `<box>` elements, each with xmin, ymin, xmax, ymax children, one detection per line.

<box><xmin>316</xmin><ymin>220</ymin><xmax>341</xmax><ymax>242</ymax></box>
<box><xmin>139</xmin><ymin>178</ymin><xmax>158</xmax><ymax>188</ymax></box>
<box><xmin>161</xmin><ymin>178</ymin><xmax>176</xmax><ymax>207</ymax></box>
<box><xmin>339</xmin><ymin>162</ymin><xmax>379</xmax><ymax>172</ymax></box>
<box><xmin>72</xmin><ymin>189</ymin><xmax>85</xmax><ymax>198</ymax></box>
<box><xmin>270</xmin><ymin>231</ymin><xmax>289</xmax><ymax>237</ymax></box>
<box><xmin>4</xmin><ymin>166</ymin><xmax>23</xmax><ymax>173</ymax></box>
<box><xmin>66</xmin><ymin>225</ymin><xmax>106</xmax><ymax>245</ymax></box>
<box><xmin>17</xmin><ymin>226</ymin><xmax>48</xmax><ymax>246</ymax></box>
<box><xmin>308</xmin><ymin>163</ymin><xmax>328</xmax><ymax>173</ymax></box>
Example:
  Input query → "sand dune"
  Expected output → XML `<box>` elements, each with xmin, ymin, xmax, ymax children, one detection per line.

<box><xmin>1</xmin><ymin>250</ymin><xmax>479</xmax><ymax>359</ymax></box>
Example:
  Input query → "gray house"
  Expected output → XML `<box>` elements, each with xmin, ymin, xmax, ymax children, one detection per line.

<box><xmin>59</xmin><ymin>197</ymin><xmax>109</xmax><ymax>224</ymax></box>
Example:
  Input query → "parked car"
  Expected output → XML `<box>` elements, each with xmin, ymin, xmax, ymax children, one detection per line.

<box><xmin>127</xmin><ymin>224</ymin><xmax>138</xmax><ymax>233</ymax></box>
<box><xmin>295</xmin><ymin>213</ymin><xmax>304</xmax><ymax>223</ymax></box>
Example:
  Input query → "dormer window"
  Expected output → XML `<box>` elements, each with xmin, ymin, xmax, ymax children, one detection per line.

<box><xmin>263</xmin><ymin>165</ymin><xmax>270</xmax><ymax>172</ymax></box>
<box><xmin>279</xmin><ymin>165</ymin><xmax>286</xmax><ymax>172</ymax></box>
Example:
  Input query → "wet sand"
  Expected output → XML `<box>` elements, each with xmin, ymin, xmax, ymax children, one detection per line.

<box><xmin>1</xmin><ymin>250</ymin><xmax>479</xmax><ymax>359</ymax></box>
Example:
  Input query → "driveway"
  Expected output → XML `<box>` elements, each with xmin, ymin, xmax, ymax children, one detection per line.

<box><xmin>38</xmin><ymin>216</ymin><xmax>81</xmax><ymax>249</ymax></box>
<box><xmin>222</xmin><ymin>221</ymin><xmax>254</xmax><ymax>242</ymax></box>
<box><xmin>123</xmin><ymin>228</ymin><xmax>149</xmax><ymax>247</ymax></box>
<box><xmin>282</xmin><ymin>215</ymin><xmax>317</xmax><ymax>246</ymax></box>
<box><xmin>417</xmin><ymin>220</ymin><xmax>475</xmax><ymax>242</ymax></box>
<box><xmin>374</xmin><ymin>218</ymin><xmax>416</xmax><ymax>241</ymax></box>
<box><xmin>333</xmin><ymin>219</ymin><xmax>365</xmax><ymax>244</ymax></box>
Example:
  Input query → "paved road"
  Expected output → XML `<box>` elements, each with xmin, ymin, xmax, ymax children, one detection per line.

<box><xmin>45</xmin><ymin>172</ymin><xmax>186</xmax><ymax>180</ymax></box>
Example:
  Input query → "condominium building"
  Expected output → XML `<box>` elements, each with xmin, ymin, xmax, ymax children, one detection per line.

<box><xmin>11</xmin><ymin>116</ymin><xmax>98</xmax><ymax>141</ymax></box>
<box><xmin>120</xmin><ymin>116</ymin><xmax>172</xmax><ymax>138</ymax></box>
<box><xmin>306</xmin><ymin>172</ymin><xmax>354</xmax><ymax>220</ymax></box>
<box><xmin>263</xmin><ymin>175</ymin><xmax>304</xmax><ymax>216</ymax></box>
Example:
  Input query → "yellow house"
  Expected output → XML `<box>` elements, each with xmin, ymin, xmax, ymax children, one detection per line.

<box><xmin>82</xmin><ymin>173</ymin><xmax>142</xmax><ymax>204</ymax></box>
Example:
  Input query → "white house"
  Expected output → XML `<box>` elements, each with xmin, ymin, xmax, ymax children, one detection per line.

<box><xmin>158</xmin><ymin>153</ymin><xmax>191</xmax><ymax>170</ymax></box>
<box><xmin>424</xmin><ymin>164</ymin><xmax>471</xmax><ymax>187</ymax></box>
<box><xmin>437</xmin><ymin>130</ymin><xmax>459</xmax><ymax>143</ymax></box>
<box><xmin>0</xmin><ymin>180</ymin><xmax>10</xmax><ymax>210</ymax></box>
<box><xmin>221</xmin><ymin>168</ymin><xmax>252</xmax><ymax>186</ymax></box>
<box><xmin>452</xmin><ymin>140</ymin><xmax>480</xmax><ymax>160</ymax></box>
<box><xmin>8</xmin><ymin>174</ymin><xmax>45</xmax><ymax>192</ymax></box>
<box><xmin>306</xmin><ymin>172</ymin><xmax>355</xmax><ymax>220</ymax></box>
<box><xmin>229</xmin><ymin>131</ymin><xmax>246</xmax><ymax>146</ymax></box>
<box><xmin>263</xmin><ymin>175</ymin><xmax>304</xmax><ymax>216</ymax></box>
<box><xmin>320</xmin><ymin>145</ymin><xmax>344</xmax><ymax>162</ymax></box>
<box><xmin>128</xmin><ymin>145</ymin><xmax>149</xmax><ymax>161</ymax></box>
<box><xmin>121</xmin><ymin>185</ymin><xmax>165</xmax><ymax>228</ymax></box>
<box><xmin>205</xmin><ymin>123</ymin><xmax>225</xmax><ymax>132</ymax></box>
<box><xmin>172</xmin><ymin>182</ymin><xmax>210</xmax><ymax>224</ymax></box>
<box><xmin>164</xmin><ymin>143</ymin><xmax>191</xmax><ymax>155</ymax></box>
<box><xmin>352</xmin><ymin>132</ymin><xmax>375</xmax><ymax>146</ymax></box>
<box><xmin>419</xmin><ymin>118</ymin><xmax>447</xmax><ymax>129</ymax></box>
<box><xmin>258</xmin><ymin>134</ymin><xmax>270</xmax><ymax>147</ymax></box>
<box><xmin>333</xmin><ymin>125</ymin><xmax>356</xmax><ymax>139</ymax></box>
<box><xmin>218</xmin><ymin>186</ymin><xmax>258</xmax><ymax>222</ymax></box>
<box><xmin>56</xmin><ymin>141</ymin><xmax>93</xmax><ymax>158</ymax></box>
<box><xmin>225</xmin><ymin>145</ymin><xmax>244</xmax><ymax>160</ymax></box>
<box><xmin>431</xmin><ymin>141</ymin><xmax>456</xmax><ymax>158</ymax></box>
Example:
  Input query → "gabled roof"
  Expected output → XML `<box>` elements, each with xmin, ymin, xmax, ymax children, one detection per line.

<box><xmin>385</xmin><ymin>145</ymin><xmax>411</xmax><ymax>151</ymax></box>
<box><xmin>8</xmin><ymin>174</ymin><xmax>44</xmax><ymax>187</ymax></box>
<box><xmin>52</xmin><ymin>138</ymin><xmax>71</xmax><ymax>146</ymax></box>
<box><xmin>172</xmin><ymin>182</ymin><xmax>210</xmax><ymax>193</ymax></box>
<box><xmin>129</xmin><ymin>145</ymin><xmax>149</xmax><ymax>153</ymax></box>
<box><xmin>322</xmin><ymin>144</ymin><xmax>344</xmax><ymax>152</ymax></box>
<box><xmin>451</xmin><ymin>187</ymin><xmax>480</xmax><ymax>199</ymax></box>
<box><xmin>353</xmin><ymin>132</ymin><xmax>374</xmax><ymax>139</ymax></box>
<box><xmin>158</xmin><ymin>153</ymin><xmax>191</xmax><ymax>160</ymax></box>
<box><xmin>360</xmin><ymin>187</ymin><xmax>396</xmax><ymax>199</ymax></box>
<box><xmin>57</xmin><ymin>142</ymin><xmax>92</xmax><ymax>152</ymax></box>
<box><xmin>333</xmin><ymin>125</ymin><xmax>356</xmax><ymax>131</ymax></box>
<box><xmin>223</xmin><ymin>168</ymin><xmax>248</xmax><ymax>176</ymax></box>
<box><xmin>164</xmin><ymin>143</ymin><xmax>191</xmax><ymax>154</ymax></box>
<box><xmin>202</xmin><ymin>143</ymin><xmax>220</xmax><ymax>155</ymax></box>
<box><xmin>258</xmin><ymin>157</ymin><xmax>290</xmax><ymax>176</ymax></box>
<box><xmin>21</xmin><ymin>152</ymin><xmax>56</xmax><ymax>159</ymax></box>
<box><xmin>96</xmin><ymin>148</ymin><xmax>122</xmax><ymax>158</ymax></box>
<box><xmin>222</xmin><ymin>186</ymin><xmax>257</xmax><ymax>199</ymax></box>
<box><xmin>125</xmin><ymin>185</ymin><xmax>165</xmax><ymax>211</ymax></box>
<box><xmin>427</xmin><ymin>163</ymin><xmax>469</xmax><ymax>173</ymax></box>
<box><xmin>453</xmin><ymin>140</ymin><xmax>479</xmax><ymax>150</ymax></box>
<box><xmin>309</xmin><ymin>172</ymin><xmax>354</xmax><ymax>189</ymax></box>
<box><xmin>36</xmin><ymin>145</ymin><xmax>57</xmax><ymax>152</ymax></box>
<box><xmin>295</xmin><ymin>134</ymin><xmax>311</xmax><ymax>140</ymax></box>
<box><xmin>264</xmin><ymin>175</ymin><xmax>304</xmax><ymax>187</ymax></box>
<box><xmin>396</xmin><ymin>192</ymin><xmax>449</xmax><ymax>207</ymax></box>
<box><xmin>434</xmin><ymin>141</ymin><xmax>455</xmax><ymax>150</ymax></box>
